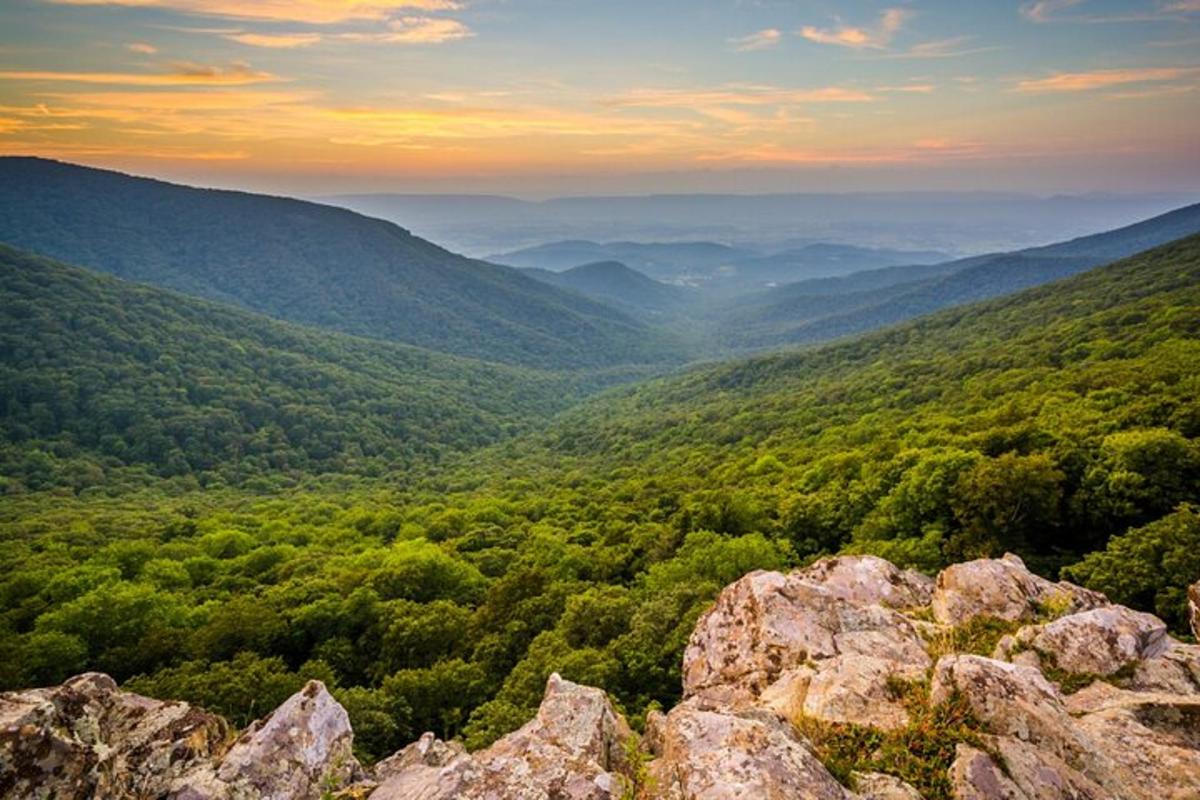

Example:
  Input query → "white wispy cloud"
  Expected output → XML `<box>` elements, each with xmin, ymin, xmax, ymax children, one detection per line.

<box><xmin>729</xmin><ymin>29</ymin><xmax>781</xmax><ymax>52</ymax></box>
<box><xmin>1019</xmin><ymin>0</ymin><xmax>1084</xmax><ymax>23</ymax></box>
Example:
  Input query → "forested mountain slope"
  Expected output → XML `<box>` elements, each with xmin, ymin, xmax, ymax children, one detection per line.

<box><xmin>0</xmin><ymin>244</ymin><xmax>615</xmax><ymax>491</ymax></box>
<box><xmin>0</xmin><ymin>158</ymin><xmax>680</xmax><ymax>369</ymax></box>
<box><xmin>1</xmin><ymin>234</ymin><xmax>1195</xmax><ymax>773</ymax></box>
<box><xmin>521</xmin><ymin>261</ymin><xmax>691</xmax><ymax>315</ymax></box>
<box><xmin>719</xmin><ymin>202</ymin><xmax>1200</xmax><ymax>349</ymax></box>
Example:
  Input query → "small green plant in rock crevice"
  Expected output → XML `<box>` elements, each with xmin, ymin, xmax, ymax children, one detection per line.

<box><xmin>794</xmin><ymin>679</ymin><xmax>984</xmax><ymax>800</ymax></box>
<box><xmin>924</xmin><ymin>616</ymin><xmax>1022</xmax><ymax>661</ymax></box>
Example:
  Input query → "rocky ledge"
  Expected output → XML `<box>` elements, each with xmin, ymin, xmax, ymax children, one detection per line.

<box><xmin>3</xmin><ymin>555</ymin><xmax>1199</xmax><ymax>799</ymax></box>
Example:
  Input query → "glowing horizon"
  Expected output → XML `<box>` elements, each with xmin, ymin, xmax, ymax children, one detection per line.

<box><xmin>1</xmin><ymin>0</ymin><xmax>1198</xmax><ymax>196</ymax></box>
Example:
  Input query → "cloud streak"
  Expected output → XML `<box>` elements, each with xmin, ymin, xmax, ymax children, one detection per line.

<box><xmin>800</xmin><ymin>8</ymin><xmax>910</xmax><ymax>50</ymax></box>
<box><xmin>0</xmin><ymin>62</ymin><xmax>279</xmax><ymax>86</ymax></box>
<box><xmin>729</xmin><ymin>29</ymin><xmax>781</xmax><ymax>52</ymax></box>
<box><xmin>1015</xmin><ymin>66</ymin><xmax>1198</xmax><ymax>92</ymax></box>
<box><xmin>43</xmin><ymin>0</ymin><xmax>461</xmax><ymax>24</ymax></box>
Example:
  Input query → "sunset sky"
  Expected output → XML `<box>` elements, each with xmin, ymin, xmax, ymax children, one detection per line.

<box><xmin>1</xmin><ymin>0</ymin><xmax>1198</xmax><ymax>196</ymax></box>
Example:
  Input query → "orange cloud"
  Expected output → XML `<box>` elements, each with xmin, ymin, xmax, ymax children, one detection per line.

<box><xmin>43</xmin><ymin>0</ymin><xmax>460</xmax><ymax>24</ymax></box>
<box><xmin>800</xmin><ymin>8</ymin><xmax>910</xmax><ymax>50</ymax></box>
<box><xmin>126</xmin><ymin>42</ymin><xmax>158</xmax><ymax>54</ymax></box>
<box><xmin>610</xmin><ymin>84</ymin><xmax>874</xmax><ymax>108</ymax></box>
<box><xmin>1016</xmin><ymin>66</ymin><xmax>1198</xmax><ymax>92</ymax></box>
<box><xmin>0</xmin><ymin>62</ymin><xmax>279</xmax><ymax>86</ymax></box>
<box><xmin>225</xmin><ymin>32</ymin><xmax>323</xmax><ymax>48</ymax></box>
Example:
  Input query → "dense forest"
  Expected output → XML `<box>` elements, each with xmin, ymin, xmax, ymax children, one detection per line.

<box><xmin>0</xmin><ymin>244</ymin><xmax>657</xmax><ymax>492</ymax></box>
<box><xmin>2</xmin><ymin>232</ymin><xmax>1196</xmax><ymax>766</ymax></box>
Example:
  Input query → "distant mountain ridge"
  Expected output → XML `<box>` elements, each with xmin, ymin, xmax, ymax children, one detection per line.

<box><xmin>0</xmin><ymin>158</ymin><xmax>682</xmax><ymax>369</ymax></box>
<box><xmin>491</xmin><ymin>239</ymin><xmax>949</xmax><ymax>291</ymax></box>
<box><xmin>717</xmin><ymin>201</ymin><xmax>1200</xmax><ymax>349</ymax></box>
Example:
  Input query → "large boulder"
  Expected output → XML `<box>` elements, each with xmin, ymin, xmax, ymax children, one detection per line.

<box><xmin>931</xmin><ymin>554</ymin><xmax>1106</xmax><ymax>626</ymax></box>
<box><xmin>1013</xmin><ymin>606</ymin><xmax>1169</xmax><ymax>677</ymax></box>
<box><xmin>371</xmin><ymin>674</ymin><xmax>634</xmax><ymax>800</ymax></box>
<box><xmin>682</xmin><ymin>570</ymin><xmax>929</xmax><ymax>704</ymax></box>
<box><xmin>0</xmin><ymin>672</ymin><xmax>231</xmax><ymax>800</ymax></box>
<box><xmin>643</xmin><ymin>700</ymin><xmax>851</xmax><ymax>800</ymax></box>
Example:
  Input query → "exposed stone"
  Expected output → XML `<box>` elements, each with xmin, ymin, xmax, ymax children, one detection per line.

<box><xmin>795</xmin><ymin>555</ymin><xmax>934</xmax><ymax>610</ymax></box>
<box><xmin>201</xmin><ymin>680</ymin><xmax>361</xmax><ymax>800</ymax></box>
<box><xmin>931</xmin><ymin>554</ymin><xmax>1106</xmax><ymax>626</ymax></box>
<box><xmin>1190</xmin><ymin>580</ymin><xmax>1200</xmax><ymax>640</ymax></box>
<box><xmin>1067</xmin><ymin>683</ymin><xmax>1200</xmax><ymax>800</ymax></box>
<box><xmin>644</xmin><ymin>700</ymin><xmax>851</xmax><ymax>800</ymax></box>
<box><xmin>948</xmin><ymin>738</ymin><xmax>1113</xmax><ymax>800</ymax></box>
<box><xmin>682</xmin><ymin>570</ymin><xmax>929</xmax><ymax>704</ymax></box>
<box><xmin>371</xmin><ymin>673</ymin><xmax>633</xmax><ymax>800</ymax></box>
<box><xmin>1015</xmin><ymin>606</ymin><xmax>1169</xmax><ymax>677</ymax></box>
<box><xmin>930</xmin><ymin>655</ymin><xmax>1092</xmax><ymax>767</ymax></box>
<box><xmin>0</xmin><ymin>672</ymin><xmax>231</xmax><ymax>800</ymax></box>
<box><xmin>1128</xmin><ymin>642</ymin><xmax>1200</xmax><ymax>694</ymax></box>
<box><xmin>372</xmin><ymin>732</ymin><xmax>467</xmax><ymax>782</ymax></box>
<box><xmin>797</xmin><ymin>655</ymin><xmax>925</xmax><ymax>731</ymax></box>
<box><xmin>851</xmin><ymin>771</ymin><xmax>924</xmax><ymax>800</ymax></box>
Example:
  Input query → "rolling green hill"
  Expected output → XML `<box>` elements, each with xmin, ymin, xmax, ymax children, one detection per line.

<box><xmin>0</xmin><ymin>158</ymin><xmax>681</xmax><ymax>370</ymax></box>
<box><xmin>1</xmin><ymin>227</ymin><xmax>1196</xmax><ymax>769</ymax></box>
<box><xmin>521</xmin><ymin>261</ymin><xmax>691</xmax><ymax>316</ymax></box>
<box><xmin>0</xmin><ymin>244</ymin><xmax>626</xmax><ymax>492</ymax></box>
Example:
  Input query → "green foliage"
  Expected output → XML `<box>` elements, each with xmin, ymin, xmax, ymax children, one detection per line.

<box><xmin>1</xmin><ymin>232</ymin><xmax>1199</xmax><ymax>766</ymax></box>
<box><xmin>1064</xmin><ymin>505</ymin><xmax>1200</xmax><ymax>633</ymax></box>
<box><xmin>924</xmin><ymin>616</ymin><xmax>1022</xmax><ymax>662</ymax></box>
<box><xmin>0</xmin><ymin>244</ymin><xmax>629</xmax><ymax>490</ymax></box>
<box><xmin>795</xmin><ymin>681</ymin><xmax>982</xmax><ymax>800</ymax></box>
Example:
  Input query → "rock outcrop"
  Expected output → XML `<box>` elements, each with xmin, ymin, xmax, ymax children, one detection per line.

<box><xmin>4</xmin><ymin>554</ymin><xmax>1199</xmax><ymax>800</ymax></box>
<box><xmin>1190</xmin><ymin>579</ymin><xmax>1200</xmax><ymax>639</ymax></box>
<box><xmin>371</xmin><ymin>673</ymin><xmax>634</xmax><ymax>800</ymax></box>
<box><xmin>0</xmin><ymin>672</ymin><xmax>231</xmax><ymax>800</ymax></box>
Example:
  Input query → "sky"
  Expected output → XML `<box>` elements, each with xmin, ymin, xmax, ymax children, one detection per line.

<box><xmin>0</xmin><ymin>0</ymin><xmax>1198</xmax><ymax>196</ymax></box>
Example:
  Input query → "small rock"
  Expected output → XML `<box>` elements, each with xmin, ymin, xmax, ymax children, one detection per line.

<box><xmin>851</xmin><ymin>770</ymin><xmax>924</xmax><ymax>800</ymax></box>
